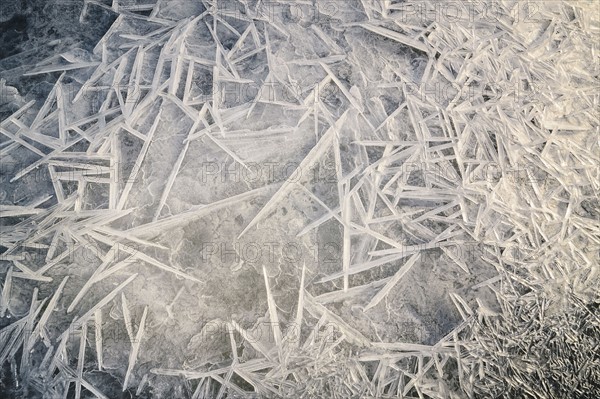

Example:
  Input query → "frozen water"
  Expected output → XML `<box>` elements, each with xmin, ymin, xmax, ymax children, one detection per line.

<box><xmin>1</xmin><ymin>0</ymin><xmax>599</xmax><ymax>398</ymax></box>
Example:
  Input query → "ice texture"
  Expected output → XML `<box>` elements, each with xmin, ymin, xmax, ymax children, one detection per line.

<box><xmin>1</xmin><ymin>0</ymin><xmax>599</xmax><ymax>398</ymax></box>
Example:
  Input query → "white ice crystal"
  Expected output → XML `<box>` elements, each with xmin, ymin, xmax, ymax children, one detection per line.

<box><xmin>0</xmin><ymin>0</ymin><xmax>599</xmax><ymax>398</ymax></box>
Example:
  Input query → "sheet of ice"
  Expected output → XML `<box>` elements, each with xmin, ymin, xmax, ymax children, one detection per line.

<box><xmin>0</xmin><ymin>0</ymin><xmax>599</xmax><ymax>398</ymax></box>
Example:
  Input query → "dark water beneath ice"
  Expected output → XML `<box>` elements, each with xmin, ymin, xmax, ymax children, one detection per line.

<box><xmin>0</xmin><ymin>0</ymin><xmax>115</xmax><ymax>117</ymax></box>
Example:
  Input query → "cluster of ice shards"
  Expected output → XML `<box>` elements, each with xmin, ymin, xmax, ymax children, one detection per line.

<box><xmin>1</xmin><ymin>0</ymin><xmax>599</xmax><ymax>398</ymax></box>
